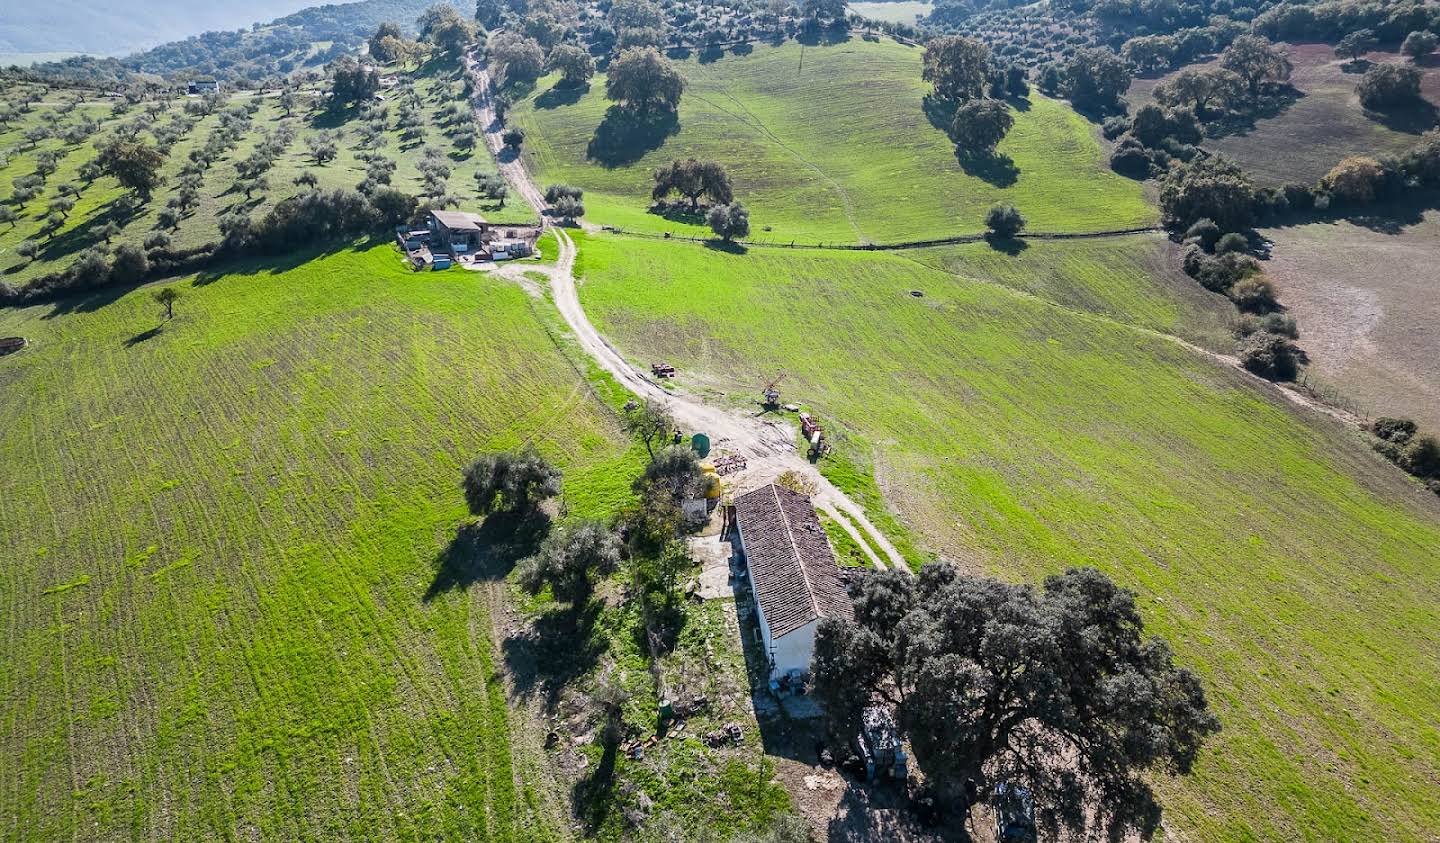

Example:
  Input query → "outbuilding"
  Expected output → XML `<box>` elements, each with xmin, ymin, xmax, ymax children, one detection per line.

<box><xmin>732</xmin><ymin>483</ymin><xmax>852</xmax><ymax>679</ymax></box>
<box><xmin>427</xmin><ymin>210</ymin><xmax>489</xmax><ymax>256</ymax></box>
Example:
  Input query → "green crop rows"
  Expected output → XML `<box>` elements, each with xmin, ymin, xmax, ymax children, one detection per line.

<box><xmin>0</xmin><ymin>244</ymin><xmax>638</xmax><ymax>840</ymax></box>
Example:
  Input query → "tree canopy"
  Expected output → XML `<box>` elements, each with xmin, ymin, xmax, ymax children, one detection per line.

<box><xmin>547</xmin><ymin>44</ymin><xmax>595</xmax><ymax>88</ymax></box>
<box><xmin>1061</xmin><ymin>47</ymin><xmax>1132</xmax><ymax>111</ymax></box>
<box><xmin>812</xmin><ymin>566</ymin><xmax>1219</xmax><ymax>839</ymax></box>
<box><xmin>1357</xmin><ymin>62</ymin><xmax>1423</xmax><ymax>110</ymax></box>
<box><xmin>922</xmin><ymin>36</ymin><xmax>990</xmax><ymax>101</ymax></box>
<box><xmin>606</xmin><ymin>47</ymin><xmax>685</xmax><ymax>112</ymax></box>
<box><xmin>707</xmin><ymin>202</ymin><xmax>750</xmax><ymax>242</ymax></box>
<box><xmin>490</xmin><ymin>33</ymin><xmax>545</xmax><ymax>85</ymax></box>
<box><xmin>418</xmin><ymin>4</ymin><xmax>476</xmax><ymax>53</ymax></box>
<box><xmin>461</xmin><ymin>446</ymin><xmax>562</xmax><ymax>516</ymax></box>
<box><xmin>950</xmin><ymin>98</ymin><xmax>1014</xmax><ymax>153</ymax></box>
<box><xmin>517</xmin><ymin>519</ymin><xmax>622</xmax><ymax>605</ymax></box>
<box><xmin>1221</xmin><ymin>35</ymin><xmax>1292</xmax><ymax>97</ymax></box>
<box><xmin>651</xmin><ymin>158</ymin><xmax>733</xmax><ymax>209</ymax></box>
<box><xmin>1159</xmin><ymin>156</ymin><xmax>1257</xmax><ymax>231</ymax></box>
<box><xmin>96</xmin><ymin>139</ymin><xmax>166</xmax><ymax>201</ymax></box>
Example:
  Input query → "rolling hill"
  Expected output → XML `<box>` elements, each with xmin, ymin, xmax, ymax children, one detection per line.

<box><xmin>573</xmin><ymin>231</ymin><xmax>1440</xmax><ymax>841</ymax></box>
<box><xmin>508</xmin><ymin>38</ymin><xmax>1156</xmax><ymax>244</ymax></box>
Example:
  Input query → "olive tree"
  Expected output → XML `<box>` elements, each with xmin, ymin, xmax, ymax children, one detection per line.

<box><xmin>517</xmin><ymin>519</ymin><xmax>622</xmax><ymax>605</ymax></box>
<box><xmin>461</xmin><ymin>446</ymin><xmax>562</xmax><ymax>516</ymax></box>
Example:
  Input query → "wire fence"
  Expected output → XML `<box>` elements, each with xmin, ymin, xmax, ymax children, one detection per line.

<box><xmin>596</xmin><ymin>225</ymin><xmax>1167</xmax><ymax>253</ymax></box>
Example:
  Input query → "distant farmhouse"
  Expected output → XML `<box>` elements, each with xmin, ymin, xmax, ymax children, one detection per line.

<box><xmin>186</xmin><ymin>78</ymin><xmax>221</xmax><ymax>95</ymax></box>
<box><xmin>732</xmin><ymin>483</ymin><xmax>852</xmax><ymax>679</ymax></box>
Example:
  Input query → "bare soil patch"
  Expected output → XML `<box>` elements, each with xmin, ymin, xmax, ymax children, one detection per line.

<box><xmin>1263</xmin><ymin>208</ymin><xmax>1440</xmax><ymax>429</ymax></box>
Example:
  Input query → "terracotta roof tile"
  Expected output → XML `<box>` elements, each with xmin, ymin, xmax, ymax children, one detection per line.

<box><xmin>735</xmin><ymin>483</ymin><xmax>852</xmax><ymax>638</ymax></box>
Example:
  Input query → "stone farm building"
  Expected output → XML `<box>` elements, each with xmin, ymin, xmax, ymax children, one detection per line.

<box><xmin>733</xmin><ymin>483</ymin><xmax>852</xmax><ymax>679</ymax></box>
<box><xmin>427</xmin><ymin>210</ymin><xmax>488</xmax><ymax>256</ymax></box>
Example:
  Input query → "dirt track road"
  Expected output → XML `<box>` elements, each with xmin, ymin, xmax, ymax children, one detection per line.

<box><xmin>466</xmin><ymin>57</ymin><xmax>908</xmax><ymax>571</ymax></box>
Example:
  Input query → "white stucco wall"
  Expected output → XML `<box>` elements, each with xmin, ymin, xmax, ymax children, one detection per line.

<box><xmin>737</xmin><ymin>517</ymin><xmax>820</xmax><ymax>678</ymax></box>
<box><xmin>770</xmin><ymin>619</ymin><xmax>820</xmax><ymax>678</ymax></box>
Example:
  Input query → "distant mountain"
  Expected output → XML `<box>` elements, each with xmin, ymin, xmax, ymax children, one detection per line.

<box><xmin>0</xmin><ymin>0</ymin><xmax>318</xmax><ymax>58</ymax></box>
<box><xmin>6</xmin><ymin>0</ymin><xmax>455</xmax><ymax>85</ymax></box>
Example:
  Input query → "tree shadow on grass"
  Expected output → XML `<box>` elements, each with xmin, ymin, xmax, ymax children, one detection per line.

<box><xmin>572</xmin><ymin>735</ymin><xmax>619</xmax><ymax>834</ymax></box>
<box><xmin>1362</xmin><ymin>100</ymin><xmax>1439</xmax><ymax>134</ymax></box>
<box><xmin>985</xmin><ymin>233</ymin><xmax>1028</xmax><ymax>255</ymax></box>
<box><xmin>423</xmin><ymin>509</ymin><xmax>552</xmax><ymax>603</ymax></box>
<box><xmin>587</xmin><ymin>106</ymin><xmax>680</xmax><ymax>167</ymax></box>
<box><xmin>502</xmin><ymin>600</ymin><xmax>607</xmax><ymax>712</ymax></box>
<box><xmin>1201</xmin><ymin>85</ymin><xmax>1304</xmax><ymax>139</ymax></box>
<box><xmin>535</xmin><ymin>81</ymin><xmax>589</xmax><ymax>110</ymax></box>
<box><xmin>123</xmin><ymin>325</ymin><xmax>163</xmax><ymax>347</ymax></box>
<box><xmin>42</xmin><ymin>283</ymin><xmax>128</xmax><ymax>320</ymax></box>
<box><xmin>922</xmin><ymin>93</ymin><xmax>958</xmax><ymax>133</ymax></box>
<box><xmin>699</xmin><ymin>45</ymin><xmax>726</xmax><ymax>64</ymax></box>
<box><xmin>703</xmin><ymin>239</ymin><xmax>747</xmax><ymax>254</ymax></box>
<box><xmin>957</xmin><ymin>151</ymin><xmax>1019</xmax><ymax>187</ymax></box>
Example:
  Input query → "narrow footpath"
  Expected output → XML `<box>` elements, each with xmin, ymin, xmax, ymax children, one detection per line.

<box><xmin>465</xmin><ymin>56</ymin><xmax>908</xmax><ymax>571</ymax></box>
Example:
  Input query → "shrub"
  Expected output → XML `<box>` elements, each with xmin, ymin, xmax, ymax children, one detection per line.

<box><xmin>1215</xmin><ymin>232</ymin><xmax>1249</xmax><ymax>254</ymax></box>
<box><xmin>1400</xmin><ymin>436</ymin><xmax>1440</xmax><ymax>478</ymax></box>
<box><xmin>1401</xmin><ymin>31</ymin><xmax>1437</xmax><ymax>63</ymax></box>
<box><xmin>1109</xmin><ymin>141</ymin><xmax>1154</xmax><ymax>179</ymax></box>
<box><xmin>1101</xmin><ymin>116</ymin><xmax>1130</xmax><ymax>140</ymax></box>
<box><xmin>1321</xmin><ymin>156</ymin><xmax>1386</xmax><ymax>205</ymax></box>
<box><xmin>551</xmin><ymin>195</ymin><xmax>584</xmax><ymax>221</ymax></box>
<box><xmin>1372</xmin><ymin>417</ymin><xmax>1417</xmax><ymax>443</ymax></box>
<box><xmin>1160</xmin><ymin>157</ymin><xmax>1257</xmax><ymax>231</ymax></box>
<box><xmin>1185</xmin><ymin>218</ymin><xmax>1221</xmax><ymax>251</ymax></box>
<box><xmin>109</xmin><ymin>244</ymin><xmax>148</xmax><ymax>283</ymax></box>
<box><xmin>985</xmin><ymin>203</ymin><xmax>1027</xmax><ymax>238</ymax></box>
<box><xmin>707</xmin><ymin>202</ymin><xmax>751</xmax><ymax>241</ymax></box>
<box><xmin>1228</xmin><ymin>275</ymin><xmax>1278</xmax><ymax>313</ymax></box>
<box><xmin>1185</xmin><ymin>248</ymin><xmax>1259</xmax><ymax>293</ymax></box>
<box><xmin>1237</xmin><ymin>312</ymin><xmax>1298</xmax><ymax>339</ymax></box>
<box><xmin>543</xmin><ymin>184</ymin><xmax>583</xmax><ymax>203</ymax></box>
<box><xmin>1238</xmin><ymin>330</ymin><xmax>1301</xmax><ymax>381</ymax></box>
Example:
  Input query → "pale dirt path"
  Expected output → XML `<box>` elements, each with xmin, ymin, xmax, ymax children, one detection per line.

<box><xmin>465</xmin><ymin>56</ymin><xmax>909</xmax><ymax>572</ymax></box>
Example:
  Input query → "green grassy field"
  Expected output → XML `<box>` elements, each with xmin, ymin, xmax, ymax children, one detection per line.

<box><xmin>508</xmin><ymin>38</ymin><xmax>1155</xmax><ymax>243</ymax></box>
<box><xmin>0</xmin><ymin>243</ymin><xmax>641</xmax><ymax>840</ymax></box>
<box><xmin>848</xmin><ymin>1</ymin><xmax>933</xmax><ymax>25</ymax></box>
<box><xmin>574</xmin><ymin>232</ymin><xmax>1440</xmax><ymax>841</ymax></box>
<box><xmin>0</xmin><ymin>66</ymin><xmax>533</xmax><ymax>289</ymax></box>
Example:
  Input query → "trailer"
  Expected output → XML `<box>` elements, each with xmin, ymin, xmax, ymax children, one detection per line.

<box><xmin>651</xmin><ymin>363</ymin><xmax>677</xmax><ymax>378</ymax></box>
